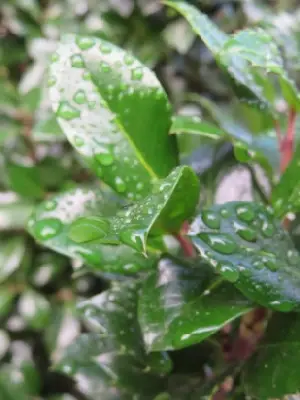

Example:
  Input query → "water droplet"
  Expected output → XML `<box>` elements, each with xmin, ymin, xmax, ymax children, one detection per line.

<box><xmin>88</xmin><ymin>101</ymin><xmax>96</xmax><ymax>110</ymax></box>
<box><xmin>95</xmin><ymin>151</ymin><xmax>114</xmax><ymax>166</ymax></box>
<box><xmin>100</xmin><ymin>62</ymin><xmax>111</xmax><ymax>73</ymax></box>
<box><xmin>136</xmin><ymin>182</ymin><xmax>144</xmax><ymax>192</ymax></box>
<box><xmin>253</xmin><ymin>261</ymin><xmax>264</xmax><ymax>270</ymax></box>
<box><xmin>100</xmin><ymin>43</ymin><xmax>112</xmax><ymax>54</ymax></box>
<box><xmin>202</xmin><ymin>210</ymin><xmax>221</xmax><ymax>229</ymax></box>
<box><xmin>261</xmin><ymin>221</ymin><xmax>274</xmax><ymax>238</ymax></box>
<box><xmin>115</xmin><ymin>177</ymin><xmax>126</xmax><ymax>193</ymax></box>
<box><xmin>51</xmin><ymin>52</ymin><xmax>59</xmax><ymax>62</ymax></box>
<box><xmin>124</xmin><ymin>54</ymin><xmax>134</xmax><ymax>66</ymax></box>
<box><xmin>131</xmin><ymin>67</ymin><xmax>143</xmax><ymax>81</ymax></box>
<box><xmin>236</xmin><ymin>205</ymin><xmax>255</xmax><ymax>222</ymax></box>
<box><xmin>74</xmin><ymin>136</ymin><xmax>84</xmax><ymax>147</ymax></box>
<box><xmin>120</xmin><ymin>229</ymin><xmax>144</xmax><ymax>252</ymax></box>
<box><xmin>217</xmin><ymin>262</ymin><xmax>239</xmax><ymax>282</ymax></box>
<box><xmin>263</xmin><ymin>257</ymin><xmax>279</xmax><ymax>272</ymax></box>
<box><xmin>220</xmin><ymin>208</ymin><xmax>230</xmax><ymax>218</ymax></box>
<box><xmin>234</xmin><ymin>221</ymin><xmax>257</xmax><ymax>242</ymax></box>
<box><xmin>82</xmin><ymin>71</ymin><xmax>91</xmax><ymax>80</ymax></box>
<box><xmin>57</xmin><ymin>101</ymin><xmax>80</xmax><ymax>120</ymax></box>
<box><xmin>47</xmin><ymin>76</ymin><xmax>56</xmax><ymax>87</ymax></box>
<box><xmin>76</xmin><ymin>36</ymin><xmax>95</xmax><ymax>50</ymax></box>
<box><xmin>269</xmin><ymin>300</ymin><xmax>294</xmax><ymax>312</ymax></box>
<box><xmin>199</xmin><ymin>233</ymin><xmax>237</xmax><ymax>255</ymax></box>
<box><xmin>34</xmin><ymin>218</ymin><xmax>62</xmax><ymax>241</ymax></box>
<box><xmin>44</xmin><ymin>200</ymin><xmax>57</xmax><ymax>211</ymax></box>
<box><xmin>70</xmin><ymin>54</ymin><xmax>85</xmax><ymax>68</ymax></box>
<box><xmin>73</xmin><ymin>89</ymin><xmax>87</xmax><ymax>104</ymax></box>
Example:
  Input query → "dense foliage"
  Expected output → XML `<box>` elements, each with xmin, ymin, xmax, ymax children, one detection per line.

<box><xmin>1</xmin><ymin>0</ymin><xmax>300</xmax><ymax>399</ymax></box>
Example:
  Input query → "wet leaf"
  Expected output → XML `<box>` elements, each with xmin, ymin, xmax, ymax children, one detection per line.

<box><xmin>0</xmin><ymin>236</ymin><xmax>26</xmax><ymax>283</ymax></box>
<box><xmin>69</xmin><ymin>166</ymin><xmax>200</xmax><ymax>253</ymax></box>
<box><xmin>170</xmin><ymin>115</ymin><xmax>225</xmax><ymax>139</ymax></box>
<box><xmin>56</xmin><ymin>282</ymin><xmax>168</xmax><ymax>399</ymax></box>
<box><xmin>49</xmin><ymin>34</ymin><xmax>178</xmax><ymax>200</ymax></box>
<box><xmin>272</xmin><ymin>143</ymin><xmax>300</xmax><ymax>217</ymax></box>
<box><xmin>138</xmin><ymin>256</ymin><xmax>252</xmax><ymax>351</ymax></box>
<box><xmin>27</xmin><ymin>185</ymin><xmax>154</xmax><ymax>274</ymax></box>
<box><xmin>243</xmin><ymin>313</ymin><xmax>300</xmax><ymax>399</ymax></box>
<box><xmin>189</xmin><ymin>201</ymin><xmax>300</xmax><ymax>311</ymax></box>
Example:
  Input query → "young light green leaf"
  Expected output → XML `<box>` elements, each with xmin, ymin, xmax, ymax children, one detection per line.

<box><xmin>189</xmin><ymin>201</ymin><xmax>300</xmax><ymax>311</ymax></box>
<box><xmin>243</xmin><ymin>313</ymin><xmax>300</xmax><ymax>398</ymax></box>
<box><xmin>69</xmin><ymin>166</ymin><xmax>200</xmax><ymax>253</ymax></box>
<box><xmin>272</xmin><ymin>143</ymin><xmax>300</xmax><ymax>217</ymax></box>
<box><xmin>56</xmin><ymin>282</ymin><xmax>168</xmax><ymax>399</ymax></box>
<box><xmin>49</xmin><ymin>34</ymin><xmax>178</xmax><ymax>200</ymax></box>
<box><xmin>27</xmin><ymin>185</ymin><xmax>154</xmax><ymax>274</ymax></box>
<box><xmin>170</xmin><ymin>115</ymin><xmax>225</xmax><ymax>139</ymax></box>
<box><xmin>138</xmin><ymin>256</ymin><xmax>252</xmax><ymax>351</ymax></box>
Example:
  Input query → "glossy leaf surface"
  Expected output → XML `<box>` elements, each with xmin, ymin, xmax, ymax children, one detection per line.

<box><xmin>189</xmin><ymin>201</ymin><xmax>300</xmax><ymax>311</ymax></box>
<box><xmin>138</xmin><ymin>256</ymin><xmax>252</xmax><ymax>351</ymax></box>
<box><xmin>56</xmin><ymin>282</ymin><xmax>168</xmax><ymax>399</ymax></box>
<box><xmin>69</xmin><ymin>166</ymin><xmax>200</xmax><ymax>253</ymax></box>
<box><xmin>49</xmin><ymin>34</ymin><xmax>178</xmax><ymax>199</ymax></box>
<box><xmin>28</xmin><ymin>186</ymin><xmax>153</xmax><ymax>274</ymax></box>
<box><xmin>0</xmin><ymin>196</ymin><xmax>33</xmax><ymax>231</ymax></box>
<box><xmin>243</xmin><ymin>313</ymin><xmax>300</xmax><ymax>399</ymax></box>
<box><xmin>170</xmin><ymin>115</ymin><xmax>225</xmax><ymax>139</ymax></box>
<box><xmin>272</xmin><ymin>144</ymin><xmax>300</xmax><ymax>217</ymax></box>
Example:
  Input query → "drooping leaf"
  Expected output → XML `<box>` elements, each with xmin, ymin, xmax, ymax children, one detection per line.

<box><xmin>69</xmin><ymin>166</ymin><xmax>200</xmax><ymax>253</ymax></box>
<box><xmin>56</xmin><ymin>282</ymin><xmax>169</xmax><ymax>399</ymax></box>
<box><xmin>188</xmin><ymin>201</ymin><xmax>300</xmax><ymax>311</ymax></box>
<box><xmin>243</xmin><ymin>313</ymin><xmax>300</xmax><ymax>399</ymax></box>
<box><xmin>138</xmin><ymin>256</ymin><xmax>252</xmax><ymax>351</ymax></box>
<box><xmin>48</xmin><ymin>34</ymin><xmax>178</xmax><ymax>200</ymax></box>
<box><xmin>272</xmin><ymin>143</ymin><xmax>300</xmax><ymax>217</ymax></box>
<box><xmin>0</xmin><ymin>236</ymin><xmax>26</xmax><ymax>283</ymax></box>
<box><xmin>27</xmin><ymin>185</ymin><xmax>154</xmax><ymax>274</ymax></box>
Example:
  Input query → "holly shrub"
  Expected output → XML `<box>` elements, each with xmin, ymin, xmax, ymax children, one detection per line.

<box><xmin>1</xmin><ymin>0</ymin><xmax>300</xmax><ymax>399</ymax></box>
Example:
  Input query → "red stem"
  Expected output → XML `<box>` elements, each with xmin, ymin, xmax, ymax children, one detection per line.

<box><xmin>175</xmin><ymin>233</ymin><xmax>196</xmax><ymax>257</ymax></box>
<box><xmin>280</xmin><ymin>108</ymin><xmax>296</xmax><ymax>173</ymax></box>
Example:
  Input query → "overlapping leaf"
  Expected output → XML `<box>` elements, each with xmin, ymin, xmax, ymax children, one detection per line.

<box><xmin>27</xmin><ymin>185</ymin><xmax>153</xmax><ymax>274</ymax></box>
<box><xmin>243</xmin><ymin>313</ymin><xmax>300</xmax><ymax>399</ymax></box>
<box><xmin>138</xmin><ymin>256</ymin><xmax>252</xmax><ymax>351</ymax></box>
<box><xmin>56</xmin><ymin>282</ymin><xmax>170</xmax><ymax>399</ymax></box>
<box><xmin>69</xmin><ymin>166</ymin><xmax>200</xmax><ymax>253</ymax></box>
<box><xmin>49</xmin><ymin>34</ymin><xmax>178</xmax><ymax>200</ymax></box>
<box><xmin>189</xmin><ymin>201</ymin><xmax>300</xmax><ymax>311</ymax></box>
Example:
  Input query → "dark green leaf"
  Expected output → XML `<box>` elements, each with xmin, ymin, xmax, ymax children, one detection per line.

<box><xmin>243</xmin><ymin>313</ymin><xmax>300</xmax><ymax>399</ymax></box>
<box><xmin>0</xmin><ymin>288</ymin><xmax>15</xmax><ymax>317</ymax></box>
<box><xmin>6</xmin><ymin>162</ymin><xmax>45</xmax><ymax>199</ymax></box>
<box><xmin>28</xmin><ymin>185</ymin><xmax>154</xmax><ymax>274</ymax></box>
<box><xmin>138</xmin><ymin>256</ymin><xmax>252</xmax><ymax>351</ymax></box>
<box><xmin>189</xmin><ymin>201</ymin><xmax>300</xmax><ymax>311</ymax></box>
<box><xmin>49</xmin><ymin>34</ymin><xmax>178</xmax><ymax>200</ymax></box>
<box><xmin>56</xmin><ymin>282</ymin><xmax>168</xmax><ymax>399</ymax></box>
<box><xmin>0</xmin><ymin>236</ymin><xmax>26</xmax><ymax>283</ymax></box>
<box><xmin>69</xmin><ymin>166</ymin><xmax>200</xmax><ymax>253</ymax></box>
<box><xmin>272</xmin><ymin>143</ymin><xmax>300</xmax><ymax>217</ymax></box>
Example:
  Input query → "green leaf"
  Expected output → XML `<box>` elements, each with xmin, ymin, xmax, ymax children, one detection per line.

<box><xmin>188</xmin><ymin>201</ymin><xmax>300</xmax><ymax>311</ymax></box>
<box><xmin>0</xmin><ymin>364</ymin><xmax>39</xmax><ymax>400</ymax></box>
<box><xmin>170</xmin><ymin>115</ymin><xmax>225</xmax><ymax>139</ymax></box>
<box><xmin>243</xmin><ymin>313</ymin><xmax>300</xmax><ymax>399</ymax></box>
<box><xmin>272</xmin><ymin>144</ymin><xmax>300</xmax><ymax>217</ymax></box>
<box><xmin>69</xmin><ymin>166</ymin><xmax>200</xmax><ymax>253</ymax></box>
<box><xmin>0</xmin><ymin>236</ymin><xmax>26</xmax><ymax>283</ymax></box>
<box><xmin>0</xmin><ymin>195</ymin><xmax>34</xmax><ymax>231</ymax></box>
<box><xmin>56</xmin><ymin>282</ymin><xmax>168</xmax><ymax>399</ymax></box>
<box><xmin>6</xmin><ymin>162</ymin><xmax>45</xmax><ymax>199</ymax></box>
<box><xmin>49</xmin><ymin>34</ymin><xmax>178</xmax><ymax>200</ymax></box>
<box><xmin>28</xmin><ymin>185</ymin><xmax>154</xmax><ymax>274</ymax></box>
<box><xmin>138</xmin><ymin>256</ymin><xmax>252</xmax><ymax>351</ymax></box>
<box><xmin>0</xmin><ymin>288</ymin><xmax>15</xmax><ymax>317</ymax></box>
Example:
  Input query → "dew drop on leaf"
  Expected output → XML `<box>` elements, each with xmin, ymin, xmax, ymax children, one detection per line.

<box><xmin>114</xmin><ymin>177</ymin><xmax>126</xmax><ymax>193</ymax></box>
<box><xmin>263</xmin><ymin>257</ymin><xmax>279</xmax><ymax>272</ymax></box>
<box><xmin>51</xmin><ymin>52</ymin><xmax>59</xmax><ymax>62</ymax></box>
<box><xmin>236</xmin><ymin>205</ymin><xmax>255</xmax><ymax>222</ymax></box>
<box><xmin>74</xmin><ymin>136</ymin><xmax>84</xmax><ymax>147</ymax></box>
<box><xmin>234</xmin><ymin>222</ymin><xmax>257</xmax><ymax>242</ymax></box>
<box><xmin>261</xmin><ymin>221</ymin><xmax>275</xmax><ymax>238</ymax></box>
<box><xmin>70</xmin><ymin>54</ymin><xmax>85</xmax><ymax>68</ymax></box>
<box><xmin>34</xmin><ymin>218</ymin><xmax>63</xmax><ymax>241</ymax></box>
<box><xmin>217</xmin><ymin>262</ymin><xmax>239</xmax><ymax>282</ymax></box>
<box><xmin>268</xmin><ymin>300</ymin><xmax>294</xmax><ymax>312</ymax></box>
<box><xmin>47</xmin><ymin>76</ymin><xmax>56</xmax><ymax>87</ymax></box>
<box><xmin>124</xmin><ymin>54</ymin><xmax>134</xmax><ymax>66</ymax></box>
<box><xmin>75</xmin><ymin>36</ymin><xmax>95</xmax><ymax>50</ymax></box>
<box><xmin>44</xmin><ymin>200</ymin><xmax>57</xmax><ymax>211</ymax></box>
<box><xmin>200</xmin><ymin>233</ymin><xmax>237</xmax><ymax>255</ymax></box>
<box><xmin>57</xmin><ymin>101</ymin><xmax>80</xmax><ymax>120</ymax></box>
<box><xmin>100</xmin><ymin>43</ymin><xmax>112</xmax><ymax>54</ymax></box>
<box><xmin>202</xmin><ymin>210</ymin><xmax>221</xmax><ymax>229</ymax></box>
<box><xmin>131</xmin><ymin>67</ymin><xmax>143</xmax><ymax>81</ymax></box>
<box><xmin>73</xmin><ymin>89</ymin><xmax>87</xmax><ymax>104</ymax></box>
<box><xmin>95</xmin><ymin>151</ymin><xmax>114</xmax><ymax>167</ymax></box>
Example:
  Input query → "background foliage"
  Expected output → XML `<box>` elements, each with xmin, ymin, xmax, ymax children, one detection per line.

<box><xmin>1</xmin><ymin>0</ymin><xmax>300</xmax><ymax>399</ymax></box>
